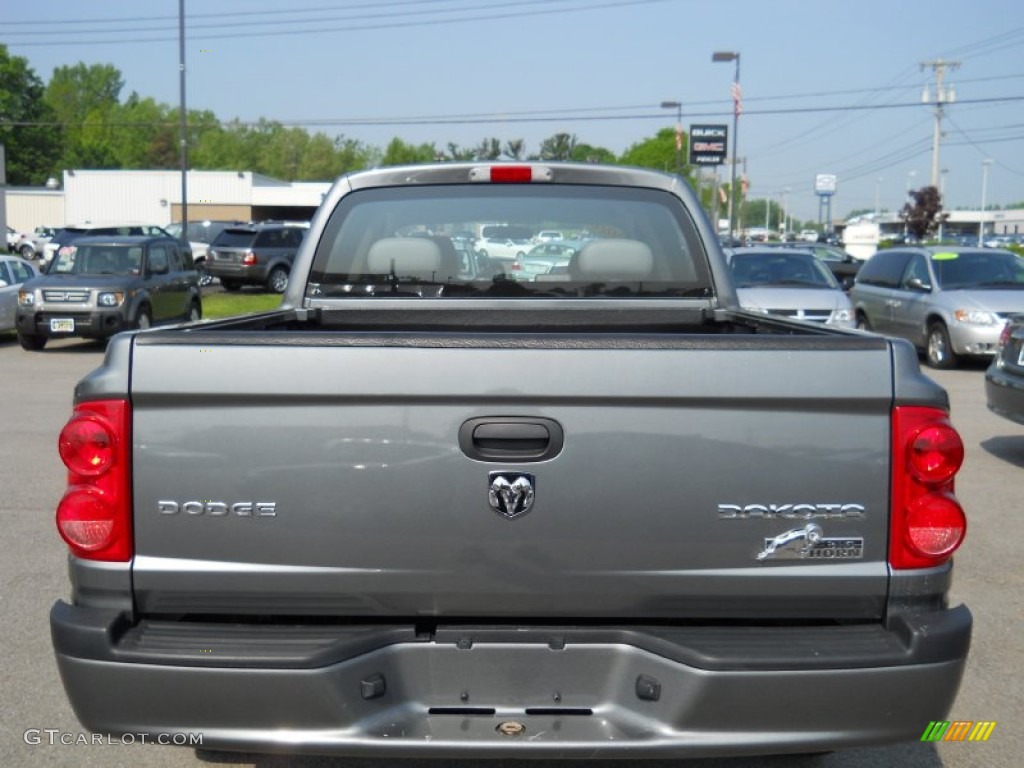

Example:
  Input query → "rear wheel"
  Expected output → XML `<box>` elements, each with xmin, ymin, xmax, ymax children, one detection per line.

<box><xmin>266</xmin><ymin>266</ymin><xmax>289</xmax><ymax>294</ymax></box>
<box><xmin>17</xmin><ymin>332</ymin><xmax>46</xmax><ymax>351</ymax></box>
<box><xmin>855</xmin><ymin>313</ymin><xmax>872</xmax><ymax>331</ymax></box>
<box><xmin>19</xmin><ymin>244</ymin><xmax>36</xmax><ymax>260</ymax></box>
<box><xmin>188</xmin><ymin>301</ymin><xmax>202</xmax><ymax>323</ymax></box>
<box><xmin>926</xmin><ymin>322</ymin><xmax>959</xmax><ymax>369</ymax></box>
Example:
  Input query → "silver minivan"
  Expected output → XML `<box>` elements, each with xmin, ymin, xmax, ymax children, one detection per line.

<box><xmin>850</xmin><ymin>246</ymin><xmax>1024</xmax><ymax>368</ymax></box>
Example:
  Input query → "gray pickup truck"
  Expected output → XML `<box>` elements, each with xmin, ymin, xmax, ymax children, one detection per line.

<box><xmin>50</xmin><ymin>163</ymin><xmax>971</xmax><ymax>759</ymax></box>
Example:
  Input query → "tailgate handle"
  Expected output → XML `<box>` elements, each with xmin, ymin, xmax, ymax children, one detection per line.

<box><xmin>459</xmin><ymin>417</ymin><xmax>564</xmax><ymax>462</ymax></box>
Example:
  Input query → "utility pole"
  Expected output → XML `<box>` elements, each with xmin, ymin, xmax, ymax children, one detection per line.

<box><xmin>921</xmin><ymin>59</ymin><xmax>959</xmax><ymax>189</ymax></box>
<box><xmin>179</xmin><ymin>0</ymin><xmax>188</xmax><ymax>228</ymax></box>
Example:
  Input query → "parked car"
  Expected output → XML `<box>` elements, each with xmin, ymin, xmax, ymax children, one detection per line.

<box><xmin>534</xmin><ymin>230</ymin><xmax>563</xmax><ymax>243</ymax></box>
<box><xmin>42</xmin><ymin>223</ymin><xmax>173</xmax><ymax>268</ymax></box>
<box><xmin>515</xmin><ymin>241</ymin><xmax>582</xmax><ymax>280</ymax></box>
<box><xmin>799</xmin><ymin>229</ymin><xmax>819</xmax><ymax>242</ymax></box>
<box><xmin>0</xmin><ymin>255</ymin><xmax>40</xmax><ymax>332</ymax></box>
<box><xmin>15</xmin><ymin>235</ymin><xmax>201</xmax><ymax>350</ymax></box>
<box><xmin>850</xmin><ymin>246</ymin><xmax>1024</xmax><ymax>368</ymax></box>
<box><xmin>985</xmin><ymin>314</ymin><xmax>1024</xmax><ymax>424</ymax></box>
<box><xmin>14</xmin><ymin>226</ymin><xmax>56</xmax><ymax>260</ymax></box>
<box><xmin>5</xmin><ymin>225</ymin><xmax>23</xmax><ymax>252</ymax></box>
<box><xmin>165</xmin><ymin>220</ymin><xmax>245</xmax><ymax>286</ymax></box>
<box><xmin>471</xmin><ymin>225</ymin><xmax>533</xmax><ymax>268</ymax></box>
<box><xmin>761</xmin><ymin>242</ymin><xmax>863</xmax><ymax>289</ymax></box>
<box><xmin>206</xmin><ymin>221</ymin><xmax>308</xmax><ymax>293</ymax></box>
<box><xmin>726</xmin><ymin>247</ymin><xmax>855</xmax><ymax>328</ymax></box>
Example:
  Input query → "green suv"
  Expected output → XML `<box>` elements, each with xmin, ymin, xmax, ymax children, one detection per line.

<box><xmin>15</xmin><ymin>235</ymin><xmax>201</xmax><ymax>350</ymax></box>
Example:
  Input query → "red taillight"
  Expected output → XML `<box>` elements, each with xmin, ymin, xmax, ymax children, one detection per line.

<box><xmin>997</xmin><ymin>322</ymin><xmax>1011</xmax><ymax>348</ymax></box>
<box><xmin>242</xmin><ymin>251</ymin><xmax>257</xmax><ymax>266</ymax></box>
<box><xmin>890</xmin><ymin>406</ymin><xmax>966</xmax><ymax>569</ymax></box>
<box><xmin>489</xmin><ymin>165</ymin><xmax>533</xmax><ymax>183</ymax></box>
<box><xmin>907</xmin><ymin>423</ymin><xmax>963</xmax><ymax>484</ymax></box>
<box><xmin>59</xmin><ymin>413</ymin><xmax>117</xmax><ymax>476</ymax></box>
<box><xmin>511</xmin><ymin>262</ymin><xmax>523</xmax><ymax>271</ymax></box>
<box><xmin>56</xmin><ymin>400</ymin><xmax>132</xmax><ymax>561</ymax></box>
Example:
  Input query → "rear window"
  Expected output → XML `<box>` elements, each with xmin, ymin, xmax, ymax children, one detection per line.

<box><xmin>212</xmin><ymin>229</ymin><xmax>258</xmax><ymax>248</ymax></box>
<box><xmin>308</xmin><ymin>184</ymin><xmax>711</xmax><ymax>299</ymax></box>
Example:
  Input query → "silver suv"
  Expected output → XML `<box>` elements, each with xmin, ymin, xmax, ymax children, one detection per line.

<box><xmin>207</xmin><ymin>221</ymin><xmax>307</xmax><ymax>293</ymax></box>
<box><xmin>850</xmin><ymin>246</ymin><xmax>1024</xmax><ymax>368</ymax></box>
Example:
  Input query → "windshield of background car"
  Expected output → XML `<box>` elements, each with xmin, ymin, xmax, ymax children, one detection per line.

<box><xmin>49</xmin><ymin>245</ymin><xmax>144</xmax><ymax>276</ymax></box>
<box><xmin>931</xmin><ymin>249</ymin><xmax>1024</xmax><ymax>290</ymax></box>
<box><xmin>307</xmin><ymin>184</ymin><xmax>711</xmax><ymax>299</ymax></box>
<box><xmin>729</xmin><ymin>252</ymin><xmax>839</xmax><ymax>289</ymax></box>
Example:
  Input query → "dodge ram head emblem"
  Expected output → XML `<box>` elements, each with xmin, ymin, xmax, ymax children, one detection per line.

<box><xmin>488</xmin><ymin>473</ymin><xmax>535</xmax><ymax>519</ymax></box>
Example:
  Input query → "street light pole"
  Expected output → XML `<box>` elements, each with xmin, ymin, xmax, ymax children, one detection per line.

<box><xmin>713</xmin><ymin>51</ymin><xmax>740</xmax><ymax>240</ymax></box>
<box><xmin>978</xmin><ymin>159</ymin><xmax>993</xmax><ymax>247</ymax></box>
<box><xmin>780</xmin><ymin>186</ymin><xmax>790</xmax><ymax>238</ymax></box>
<box><xmin>178</xmin><ymin>0</ymin><xmax>188</xmax><ymax>229</ymax></box>
<box><xmin>660</xmin><ymin>101</ymin><xmax>682</xmax><ymax>177</ymax></box>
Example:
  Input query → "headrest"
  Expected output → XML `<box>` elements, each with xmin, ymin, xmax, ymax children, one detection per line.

<box><xmin>366</xmin><ymin>237</ymin><xmax>443</xmax><ymax>278</ymax></box>
<box><xmin>570</xmin><ymin>239</ymin><xmax>654</xmax><ymax>280</ymax></box>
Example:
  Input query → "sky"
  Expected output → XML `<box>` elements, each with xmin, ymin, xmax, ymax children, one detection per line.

<box><xmin>4</xmin><ymin>0</ymin><xmax>1023</xmax><ymax>223</ymax></box>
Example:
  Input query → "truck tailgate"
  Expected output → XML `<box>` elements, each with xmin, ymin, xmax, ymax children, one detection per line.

<box><xmin>129</xmin><ymin>335</ymin><xmax>894</xmax><ymax>620</ymax></box>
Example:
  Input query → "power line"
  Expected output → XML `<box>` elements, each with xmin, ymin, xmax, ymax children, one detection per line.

<box><xmin>4</xmin><ymin>95</ymin><xmax>1022</xmax><ymax>129</ymax></box>
<box><xmin>5</xmin><ymin>0</ymin><xmax>521</xmax><ymax>26</ymax></box>
<box><xmin>5</xmin><ymin>0</ymin><xmax>671</xmax><ymax>46</ymax></box>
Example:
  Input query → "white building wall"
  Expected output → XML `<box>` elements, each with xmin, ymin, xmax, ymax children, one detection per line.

<box><xmin>4</xmin><ymin>189</ymin><xmax>65</xmax><ymax>231</ymax></box>
<box><xmin>62</xmin><ymin>170</ymin><xmax>256</xmax><ymax>226</ymax></box>
<box><xmin>251</xmin><ymin>178</ymin><xmax>331</xmax><ymax>207</ymax></box>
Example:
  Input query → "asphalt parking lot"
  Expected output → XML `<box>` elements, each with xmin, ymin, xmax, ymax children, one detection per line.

<box><xmin>0</xmin><ymin>335</ymin><xmax>1021</xmax><ymax>768</ymax></box>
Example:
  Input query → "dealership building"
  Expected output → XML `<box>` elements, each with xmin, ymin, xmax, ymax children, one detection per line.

<box><xmin>4</xmin><ymin>169</ymin><xmax>331</xmax><ymax>233</ymax></box>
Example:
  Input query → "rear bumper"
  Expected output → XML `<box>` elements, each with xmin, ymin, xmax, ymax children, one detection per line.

<box><xmin>52</xmin><ymin>601</ymin><xmax>971</xmax><ymax>758</ymax></box>
<box><xmin>985</xmin><ymin>363</ymin><xmax>1024</xmax><ymax>424</ymax></box>
<box><xmin>207</xmin><ymin>262</ymin><xmax>269</xmax><ymax>282</ymax></box>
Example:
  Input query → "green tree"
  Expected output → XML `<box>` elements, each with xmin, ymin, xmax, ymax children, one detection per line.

<box><xmin>380</xmin><ymin>137</ymin><xmax>438</xmax><ymax>166</ymax></box>
<box><xmin>443</xmin><ymin>142</ymin><xmax>476</xmax><ymax>161</ymax></box>
<box><xmin>473</xmin><ymin>137</ymin><xmax>501</xmax><ymax>161</ymax></box>
<box><xmin>537</xmin><ymin>132</ymin><xmax>578</xmax><ymax>161</ymax></box>
<box><xmin>107</xmin><ymin>95</ymin><xmax>176</xmax><ymax>168</ymax></box>
<box><xmin>45</xmin><ymin>62</ymin><xmax>125</xmax><ymax>169</ymax></box>
<box><xmin>0</xmin><ymin>45</ymin><xmax>62</xmax><ymax>185</ymax></box>
<box><xmin>503</xmin><ymin>139</ymin><xmax>525</xmax><ymax>160</ymax></box>
<box><xmin>620</xmin><ymin>128</ymin><xmax>684</xmax><ymax>173</ymax></box>
<box><xmin>570</xmin><ymin>143</ymin><xmax>617</xmax><ymax>164</ymax></box>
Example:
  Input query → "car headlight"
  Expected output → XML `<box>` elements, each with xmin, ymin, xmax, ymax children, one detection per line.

<box><xmin>97</xmin><ymin>292</ymin><xmax>125</xmax><ymax>308</ymax></box>
<box><xmin>953</xmin><ymin>309</ymin><xmax>998</xmax><ymax>326</ymax></box>
<box><xmin>18</xmin><ymin>290</ymin><xmax>35</xmax><ymax>307</ymax></box>
<box><xmin>828</xmin><ymin>308</ymin><xmax>855</xmax><ymax>328</ymax></box>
